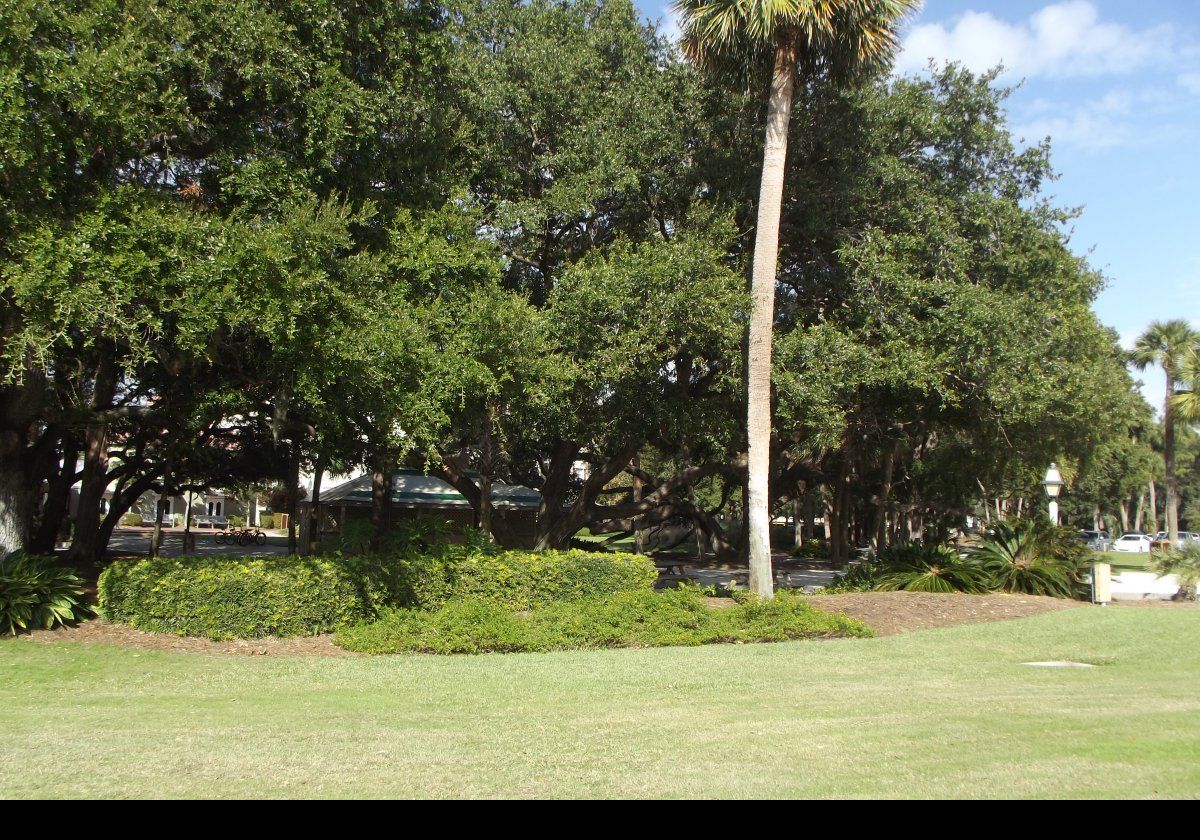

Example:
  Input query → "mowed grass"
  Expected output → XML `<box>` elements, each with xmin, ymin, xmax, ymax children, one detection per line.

<box><xmin>2</xmin><ymin>607</ymin><xmax>1198</xmax><ymax>799</ymax></box>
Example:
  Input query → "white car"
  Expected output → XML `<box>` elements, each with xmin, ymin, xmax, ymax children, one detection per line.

<box><xmin>1112</xmin><ymin>533</ymin><xmax>1152</xmax><ymax>553</ymax></box>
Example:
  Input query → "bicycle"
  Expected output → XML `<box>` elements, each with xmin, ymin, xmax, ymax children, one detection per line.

<box><xmin>235</xmin><ymin>528</ymin><xmax>267</xmax><ymax>547</ymax></box>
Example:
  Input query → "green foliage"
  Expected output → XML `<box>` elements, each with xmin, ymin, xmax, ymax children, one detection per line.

<box><xmin>120</xmin><ymin>513</ymin><xmax>142</xmax><ymax>527</ymax></box>
<box><xmin>875</xmin><ymin>544</ymin><xmax>989</xmax><ymax>594</ymax></box>
<box><xmin>968</xmin><ymin>522</ymin><xmax>1087</xmax><ymax>599</ymax></box>
<box><xmin>790</xmin><ymin>539</ymin><xmax>829</xmax><ymax>559</ymax></box>
<box><xmin>98</xmin><ymin>555</ymin><xmax>395</xmax><ymax>640</ymax></box>
<box><xmin>333</xmin><ymin>588</ymin><xmax>872</xmax><ymax>655</ymax></box>
<box><xmin>228</xmin><ymin>515</ymin><xmax>244</xmax><ymax>528</ymax></box>
<box><xmin>258</xmin><ymin>514</ymin><xmax>277</xmax><ymax>530</ymax></box>
<box><xmin>0</xmin><ymin>553</ymin><xmax>91</xmax><ymax>635</ymax></box>
<box><xmin>98</xmin><ymin>547</ymin><xmax>657</xmax><ymax>639</ymax></box>
<box><xmin>1151</xmin><ymin>543</ymin><xmax>1200</xmax><ymax>600</ymax></box>
<box><xmin>823</xmin><ymin>561</ymin><xmax>879</xmax><ymax>593</ymax></box>
<box><xmin>384</xmin><ymin>547</ymin><xmax>659</xmax><ymax>612</ymax></box>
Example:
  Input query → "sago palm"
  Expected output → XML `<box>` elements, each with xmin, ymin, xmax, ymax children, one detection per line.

<box><xmin>1131</xmin><ymin>319</ymin><xmax>1198</xmax><ymax>543</ymax></box>
<box><xmin>673</xmin><ymin>0</ymin><xmax>916</xmax><ymax>597</ymax></box>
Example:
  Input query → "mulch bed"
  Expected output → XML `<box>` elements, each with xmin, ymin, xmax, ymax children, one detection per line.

<box><xmin>18</xmin><ymin>619</ymin><xmax>350</xmax><ymax>657</ymax></box>
<box><xmin>801</xmin><ymin>591</ymin><xmax>1085</xmax><ymax>636</ymax></box>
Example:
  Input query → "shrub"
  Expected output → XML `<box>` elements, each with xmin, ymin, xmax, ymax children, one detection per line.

<box><xmin>228</xmin><ymin>515</ymin><xmax>244</xmax><ymax>528</ymax></box>
<box><xmin>823</xmin><ymin>561</ymin><xmax>878</xmax><ymax>593</ymax></box>
<box><xmin>874</xmin><ymin>543</ymin><xmax>989</xmax><ymax>594</ymax></box>
<box><xmin>258</xmin><ymin>514</ymin><xmax>277</xmax><ymax>530</ymax></box>
<box><xmin>1</xmin><ymin>552</ymin><xmax>92</xmax><ymax>635</ymax></box>
<box><xmin>1152</xmin><ymin>543</ymin><xmax>1200</xmax><ymax>600</ymax></box>
<box><xmin>98</xmin><ymin>555</ymin><xmax>397</xmax><ymax>639</ymax></box>
<box><xmin>968</xmin><ymin>522</ymin><xmax>1086</xmax><ymax>598</ymax></box>
<box><xmin>440</xmin><ymin>548</ymin><xmax>657</xmax><ymax>610</ymax></box>
<box><xmin>333</xmin><ymin>588</ymin><xmax>871</xmax><ymax>655</ymax></box>
<box><xmin>120</xmin><ymin>513</ymin><xmax>142</xmax><ymax>527</ymax></box>
<box><xmin>790</xmin><ymin>539</ymin><xmax>829</xmax><ymax>559</ymax></box>
<box><xmin>97</xmin><ymin>548</ymin><xmax>657</xmax><ymax>639</ymax></box>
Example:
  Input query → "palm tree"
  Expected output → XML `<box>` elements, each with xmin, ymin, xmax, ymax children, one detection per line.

<box><xmin>673</xmin><ymin>0</ymin><xmax>915</xmax><ymax>597</ymax></box>
<box><xmin>1173</xmin><ymin>342</ymin><xmax>1200</xmax><ymax>424</ymax></box>
<box><xmin>1131</xmin><ymin>320</ymin><xmax>1199</xmax><ymax>543</ymax></box>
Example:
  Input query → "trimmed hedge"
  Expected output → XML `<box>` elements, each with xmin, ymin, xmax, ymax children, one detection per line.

<box><xmin>334</xmin><ymin>588</ymin><xmax>873</xmax><ymax>655</ymax></box>
<box><xmin>97</xmin><ymin>548</ymin><xmax>658</xmax><ymax>639</ymax></box>
<box><xmin>98</xmin><ymin>555</ymin><xmax>394</xmax><ymax>639</ymax></box>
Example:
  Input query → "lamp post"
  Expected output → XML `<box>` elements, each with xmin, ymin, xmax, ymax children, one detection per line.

<box><xmin>1041</xmin><ymin>463</ymin><xmax>1064</xmax><ymax>526</ymax></box>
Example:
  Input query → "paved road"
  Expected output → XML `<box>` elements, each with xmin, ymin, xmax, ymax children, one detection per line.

<box><xmin>105</xmin><ymin>528</ymin><xmax>290</xmax><ymax>558</ymax></box>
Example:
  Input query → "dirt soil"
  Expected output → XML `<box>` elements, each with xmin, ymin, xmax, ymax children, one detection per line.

<box><xmin>18</xmin><ymin>619</ymin><xmax>350</xmax><ymax>657</ymax></box>
<box><xmin>801</xmin><ymin>591</ymin><xmax>1085</xmax><ymax>636</ymax></box>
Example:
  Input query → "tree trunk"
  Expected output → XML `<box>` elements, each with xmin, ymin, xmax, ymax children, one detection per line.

<box><xmin>1135</xmin><ymin>492</ymin><xmax>1145</xmax><ymax>532</ymax></box>
<box><xmin>67</xmin><ymin>357</ymin><xmax>118</xmax><ymax>563</ymax></box>
<box><xmin>745</xmin><ymin>38</ymin><xmax>798</xmax><ymax>599</ymax></box>
<box><xmin>875</xmin><ymin>447</ymin><xmax>896</xmax><ymax>553</ymax></box>
<box><xmin>0</xmin><ymin>466</ymin><xmax>30</xmax><ymax>558</ymax></box>
<box><xmin>304</xmin><ymin>455</ymin><xmax>325</xmax><ymax>555</ymax></box>
<box><xmin>793</xmin><ymin>491</ymin><xmax>804</xmax><ymax>551</ymax></box>
<box><xmin>633</xmin><ymin>453</ymin><xmax>645</xmax><ymax>555</ymax></box>
<box><xmin>1119</xmin><ymin>499</ymin><xmax>1129</xmax><ymax>533</ymax></box>
<box><xmin>286</xmin><ymin>451</ymin><xmax>301</xmax><ymax>555</ymax></box>
<box><xmin>29</xmin><ymin>435</ymin><xmax>78</xmax><ymax>554</ymax></box>
<box><xmin>369</xmin><ymin>458</ymin><xmax>391</xmax><ymax>552</ymax></box>
<box><xmin>478</xmin><ymin>402</ymin><xmax>498</xmax><ymax>541</ymax></box>
<box><xmin>1149</xmin><ymin>481</ymin><xmax>1158</xmax><ymax>534</ymax></box>
<box><xmin>1163</xmin><ymin>376</ymin><xmax>1179</xmax><ymax>542</ymax></box>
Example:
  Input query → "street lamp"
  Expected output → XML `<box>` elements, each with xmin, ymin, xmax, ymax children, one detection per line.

<box><xmin>1041</xmin><ymin>463</ymin><xmax>1064</xmax><ymax>525</ymax></box>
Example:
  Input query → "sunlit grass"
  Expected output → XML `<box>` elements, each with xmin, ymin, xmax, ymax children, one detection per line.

<box><xmin>2</xmin><ymin>606</ymin><xmax>1197</xmax><ymax>798</ymax></box>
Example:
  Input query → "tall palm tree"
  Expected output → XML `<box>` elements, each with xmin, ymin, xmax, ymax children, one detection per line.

<box><xmin>673</xmin><ymin>0</ymin><xmax>915</xmax><ymax>597</ymax></box>
<box><xmin>1131</xmin><ymin>320</ymin><xmax>1199</xmax><ymax>543</ymax></box>
<box><xmin>1174</xmin><ymin>343</ymin><xmax>1200</xmax><ymax>424</ymax></box>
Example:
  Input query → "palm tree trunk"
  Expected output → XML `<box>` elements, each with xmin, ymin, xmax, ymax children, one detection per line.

<box><xmin>746</xmin><ymin>38</ymin><xmax>798</xmax><ymax>599</ymax></box>
<box><xmin>1164</xmin><ymin>376</ymin><xmax>1179</xmax><ymax>542</ymax></box>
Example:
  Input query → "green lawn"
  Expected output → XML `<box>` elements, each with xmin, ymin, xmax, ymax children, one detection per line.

<box><xmin>2</xmin><ymin>606</ymin><xmax>1198</xmax><ymax>799</ymax></box>
<box><xmin>1093</xmin><ymin>551</ymin><xmax>1155</xmax><ymax>571</ymax></box>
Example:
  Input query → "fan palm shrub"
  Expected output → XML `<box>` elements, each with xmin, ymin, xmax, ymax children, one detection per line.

<box><xmin>1151</xmin><ymin>542</ymin><xmax>1200</xmax><ymax>601</ymax></box>
<box><xmin>1</xmin><ymin>552</ymin><xmax>91</xmax><ymax>635</ymax></box>
<box><xmin>874</xmin><ymin>543</ymin><xmax>989</xmax><ymax>594</ymax></box>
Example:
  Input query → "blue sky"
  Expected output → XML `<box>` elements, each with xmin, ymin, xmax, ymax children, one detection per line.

<box><xmin>635</xmin><ymin>0</ymin><xmax>1200</xmax><ymax>411</ymax></box>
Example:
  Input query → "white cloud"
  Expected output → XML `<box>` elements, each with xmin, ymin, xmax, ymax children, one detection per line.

<box><xmin>1180</xmin><ymin>71</ymin><xmax>1200</xmax><ymax>94</ymax></box>
<box><xmin>1013</xmin><ymin>88</ymin><xmax>1177</xmax><ymax>151</ymax></box>
<box><xmin>896</xmin><ymin>1</ymin><xmax>1174</xmax><ymax>79</ymax></box>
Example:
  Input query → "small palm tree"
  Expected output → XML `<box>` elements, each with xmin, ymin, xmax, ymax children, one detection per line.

<box><xmin>1131</xmin><ymin>320</ymin><xmax>1198</xmax><ymax>543</ymax></box>
<box><xmin>673</xmin><ymin>0</ymin><xmax>916</xmax><ymax>598</ymax></box>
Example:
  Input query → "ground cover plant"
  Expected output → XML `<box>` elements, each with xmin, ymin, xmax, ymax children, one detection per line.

<box><xmin>3</xmin><ymin>606</ymin><xmax>1197</xmax><ymax>798</ymax></box>
<box><xmin>333</xmin><ymin>587</ymin><xmax>870</xmax><ymax>655</ymax></box>
<box><xmin>0</xmin><ymin>552</ymin><xmax>91</xmax><ymax>635</ymax></box>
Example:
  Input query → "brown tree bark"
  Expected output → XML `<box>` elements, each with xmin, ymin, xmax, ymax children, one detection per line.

<box><xmin>67</xmin><ymin>356</ymin><xmax>118</xmax><ymax>563</ymax></box>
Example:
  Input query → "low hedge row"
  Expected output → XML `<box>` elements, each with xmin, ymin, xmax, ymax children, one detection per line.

<box><xmin>98</xmin><ymin>548</ymin><xmax>658</xmax><ymax>639</ymax></box>
<box><xmin>98</xmin><ymin>555</ymin><xmax>392</xmax><ymax>639</ymax></box>
<box><xmin>333</xmin><ymin>588</ymin><xmax>873</xmax><ymax>655</ymax></box>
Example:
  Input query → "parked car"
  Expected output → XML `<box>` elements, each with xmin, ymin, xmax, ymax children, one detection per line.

<box><xmin>1078</xmin><ymin>530</ymin><xmax>1112</xmax><ymax>551</ymax></box>
<box><xmin>1151</xmin><ymin>531</ymin><xmax>1200</xmax><ymax>550</ymax></box>
<box><xmin>1112</xmin><ymin>533</ymin><xmax>1152</xmax><ymax>553</ymax></box>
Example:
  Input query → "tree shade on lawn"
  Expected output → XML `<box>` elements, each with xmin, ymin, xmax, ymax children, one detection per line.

<box><xmin>673</xmin><ymin>0</ymin><xmax>917</xmax><ymax>598</ymax></box>
<box><xmin>2</xmin><ymin>606</ymin><xmax>1198</xmax><ymax>798</ymax></box>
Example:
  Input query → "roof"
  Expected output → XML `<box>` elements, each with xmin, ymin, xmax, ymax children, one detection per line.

<box><xmin>317</xmin><ymin>469</ymin><xmax>541</xmax><ymax>510</ymax></box>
